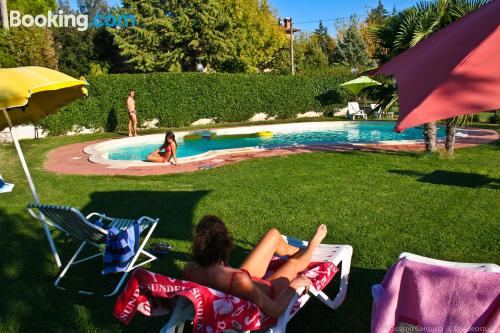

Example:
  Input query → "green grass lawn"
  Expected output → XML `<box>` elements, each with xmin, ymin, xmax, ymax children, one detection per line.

<box><xmin>0</xmin><ymin>130</ymin><xmax>499</xmax><ymax>333</ymax></box>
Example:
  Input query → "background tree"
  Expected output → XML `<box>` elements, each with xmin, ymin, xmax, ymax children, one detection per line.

<box><xmin>110</xmin><ymin>0</ymin><xmax>176</xmax><ymax>72</ymax></box>
<box><xmin>332</xmin><ymin>16</ymin><xmax>372</xmax><ymax>70</ymax></box>
<box><xmin>314</xmin><ymin>20</ymin><xmax>336</xmax><ymax>65</ymax></box>
<box><xmin>0</xmin><ymin>0</ymin><xmax>58</xmax><ymax>69</ymax></box>
<box><xmin>292</xmin><ymin>33</ymin><xmax>331</xmax><ymax>73</ymax></box>
<box><xmin>52</xmin><ymin>0</ymin><xmax>94</xmax><ymax>76</ymax></box>
<box><xmin>111</xmin><ymin>0</ymin><xmax>286</xmax><ymax>73</ymax></box>
<box><xmin>360</xmin><ymin>0</ymin><xmax>389</xmax><ymax>59</ymax></box>
<box><xmin>166</xmin><ymin>0</ymin><xmax>237</xmax><ymax>72</ymax></box>
<box><xmin>7</xmin><ymin>0</ymin><xmax>56</xmax><ymax>14</ymax></box>
<box><xmin>53</xmin><ymin>0</ymin><xmax>122</xmax><ymax>76</ymax></box>
<box><xmin>77</xmin><ymin>0</ymin><xmax>107</xmax><ymax>19</ymax></box>
<box><xmin>225</xmin><ymin>0</ymin><xmax>287</xmax><ymax>72</ymax></box>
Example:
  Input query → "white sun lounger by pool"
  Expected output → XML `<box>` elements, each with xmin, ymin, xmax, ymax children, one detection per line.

<box><xmin>348</xmin><ymin>102</ymin><xmax>367</xmax><ymax>120</ymax></box>
<box><xmin>161</xmin><ymin>236</ymin><xmax>353</xmax><ymax>333</ymax></box>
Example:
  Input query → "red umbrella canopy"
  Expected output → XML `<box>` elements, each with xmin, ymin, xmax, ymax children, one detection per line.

<box><xmin>375</xmin><ymin>0</ymin><xmax>500</xmax><ymax>132</ymax></box>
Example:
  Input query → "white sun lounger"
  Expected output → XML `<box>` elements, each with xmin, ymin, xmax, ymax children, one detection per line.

<box><xmin>161</xmin><ymin>236</ymin><xmax>353</xmax><ymax>333</ymax></box>
<box><xmin>347</xmin><ymin>102</ymin><xmax>367</xmax><ymax>120</ymax></box>
<box><xmin>371</xmin><ymin>252</ymin><xmax>500</xmax><ymax>309</ymax></box>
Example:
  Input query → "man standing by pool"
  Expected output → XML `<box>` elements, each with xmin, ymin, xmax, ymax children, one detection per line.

<box><xmin>127</xmin><ymin>89</ymin><xmax>138</xmax><ymax>137</ymax></box>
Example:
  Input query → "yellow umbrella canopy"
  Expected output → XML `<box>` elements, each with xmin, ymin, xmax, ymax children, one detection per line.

<box><xmin>0</xmin><ymin>66</ymin><xmax>87</xmax><ymax>130</ymax></box>
<box><xmin>0</xmin><ymin>66</ymin><xmax>87</xmax><ymax>268</ymax></box>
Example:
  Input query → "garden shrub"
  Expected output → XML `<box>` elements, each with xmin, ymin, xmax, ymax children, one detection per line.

<box><xmin>40</xmin><ymin>72</ymin><xmax>352</xmax><ymax>135</ymax></box>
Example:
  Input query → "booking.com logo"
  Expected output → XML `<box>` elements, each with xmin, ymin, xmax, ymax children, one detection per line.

<box><xmin>8</xmin><ymin>10</ymin><xmax>136</xmax><ymax>31</ymax></box>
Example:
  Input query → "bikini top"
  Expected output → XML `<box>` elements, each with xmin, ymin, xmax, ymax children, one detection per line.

<box><xmin>229</xmin><ymin>268</ymin><xmax>275</xmax><ymax>299</ymax></box>
<box><xmin>159</xmin><ymin>144</ymin><xmax>171</xmax><ymax>153</ymax></box>
<box><xmin>184</xmin><ymin>265</ymin><xmax>275</xmax><ymax>299</ymax></box>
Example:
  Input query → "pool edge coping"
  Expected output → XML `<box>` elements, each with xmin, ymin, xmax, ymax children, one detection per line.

<box><xmin>43</xmin><ymin>125</ymin><xmax>499</xmax><ymax>176</ymax></box>
<box><xmin>82</xmin><ymin>121</ymin><xmax>446</xmax><ymax>168</ymax></box>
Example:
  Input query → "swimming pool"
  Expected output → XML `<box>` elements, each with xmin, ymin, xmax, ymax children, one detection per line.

<box><xmin>85</xmin><ymin>121</ymin><xmax>447</xmax><ymax>166</ymax></box>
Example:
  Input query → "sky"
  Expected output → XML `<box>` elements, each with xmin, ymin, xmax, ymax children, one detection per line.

<box><xmin>71</xmin><ymin>0</ymin><xmax>418</xmax><ymax>34</ymax></box>
<box><xmin>270</xmin><ymin>0</ymin><xmax>418</xmax><ymax>33</ymax></box>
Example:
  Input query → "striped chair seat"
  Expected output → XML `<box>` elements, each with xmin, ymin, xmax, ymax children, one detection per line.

<box><xmin>28</xmin><ymin>204</ymin><xmax>108</xmax><ymax>244</ymax></box>
<box><xmin>26</xmin><ymin>203</ymin><xmax>159</xmax><ymax>296</ymax></box>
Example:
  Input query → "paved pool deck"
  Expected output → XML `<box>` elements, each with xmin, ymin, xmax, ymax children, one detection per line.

<box><xmin>44</xmin><ymin>128</ymin><xmax>499</xmax><ymax>176</ymax></box>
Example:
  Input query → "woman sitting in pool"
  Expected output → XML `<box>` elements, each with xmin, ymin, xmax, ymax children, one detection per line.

<box><xmin>147</xmin><ymin>131</ymin><xmax>178</xmax><ymax>165</ymax></box>
<box><xmin>183</xmin><ymin>215</ymin><xmax>327</xmax><ymax>318</ymax></box>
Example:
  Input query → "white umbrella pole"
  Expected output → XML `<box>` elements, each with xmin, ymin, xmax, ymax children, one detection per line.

<box><xmin>2</xmin><ymin>108</ymin><xmax>61</xmax><ymax>267</ymax></box>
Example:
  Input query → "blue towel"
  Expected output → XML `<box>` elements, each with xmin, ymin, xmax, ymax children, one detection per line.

<box><xmin>100</xmin><ymin>221</ymin><xmax>141</xmax><ymax>275</ymax></box>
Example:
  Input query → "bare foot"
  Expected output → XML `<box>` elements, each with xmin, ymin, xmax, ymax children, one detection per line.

<box><xmin>309</xmin><ymin>224</ymin><xmax>327</xmax><ymax>247</ymax></box>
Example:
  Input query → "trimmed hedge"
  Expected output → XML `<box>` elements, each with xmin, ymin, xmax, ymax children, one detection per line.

<box><xmin>40</xmin><ymin>72</ymin><xmax>352</xmax><ymax>135</ymax></box>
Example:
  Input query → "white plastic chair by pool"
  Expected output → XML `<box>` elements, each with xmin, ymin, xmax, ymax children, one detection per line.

<box><xmin>371</xmin><ymin>103</ymin><xmax>395</xmax><ymax>119</ymax></box>
<box><xmin>347</xmin><ymin>102</ymin><xmax>367</xmax><ymax>120</ymax></box>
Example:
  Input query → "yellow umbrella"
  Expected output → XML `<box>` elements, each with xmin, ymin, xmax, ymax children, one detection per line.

<box><xmin>0</xmin><ymin>66</ymin><xmax>87</xmax><ymax>129</ymax></box>
<box><xmin>0</xmin><ymin>66</ymin><xmax>87</xmax><ymax>267</ymax></box>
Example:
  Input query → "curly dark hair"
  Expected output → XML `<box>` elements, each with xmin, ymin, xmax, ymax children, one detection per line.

<box><xmin>191</xmin><ymin>215</ymin><xmax>234</xmax><ymax>267</ymax></box>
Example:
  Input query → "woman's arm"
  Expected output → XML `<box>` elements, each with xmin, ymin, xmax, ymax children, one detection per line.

<box><xmin>170</xmin><ymin>142</ymin><xmax>178</xmax><ymax>165</ymax></box>
<box><xmin>231</xmin><ymin>274</ymin><xmax>311</xmax><ymax>318</ymax></box>
<box><xmin>149</xmin><ymin>143</ymin><xmax>165</xmax><ymax>156</ymax></box>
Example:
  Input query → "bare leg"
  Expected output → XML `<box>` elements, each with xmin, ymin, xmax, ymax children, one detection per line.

<box><xmin>131</xmin><ymin>113</ymin><xmax>138</xmax><ymax>136</ymax></box>
<box><xmin>267</xmin><ymin>224</ymin><xmax>327</xmax><ymax>284</ymax></box>
<box><xmin>240</xmin><ymin>228</ymin><xmax>300</xmax><ymax>278</ymax></box>
<box><xmin>164</xmin><ymin>151</ymin><xmax>172</xmax><ymax>162</ymax></box>
<box><xmin>128</xmin><ymin>115</ymin><xmax>133</xmax><ymax>136</ymax></box>
<box><xmin>147</xmin><ymin>152</ymin><xmax>165</xmax><ymax>163</ymax></box>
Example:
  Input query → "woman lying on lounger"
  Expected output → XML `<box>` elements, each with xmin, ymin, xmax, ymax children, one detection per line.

<box><xmin>147</xmin><ymin>131</ymin><xmax>178</xmax><ymax>165</ymax></box>
<box><xmin>183</xmin><ymin>215</ymin><xmax>327</xmax><ymax>318</ymax></box>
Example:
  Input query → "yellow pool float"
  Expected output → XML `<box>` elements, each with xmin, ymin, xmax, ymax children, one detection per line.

<box><xmin>211</xmin><ymin>131</ymin><xmax>273</xmax><ymax>140</ymax></box>
<box><xmin>257</xmin><ymin>131</ymin><xmax>273</xmax><ymax>138</ymax></box>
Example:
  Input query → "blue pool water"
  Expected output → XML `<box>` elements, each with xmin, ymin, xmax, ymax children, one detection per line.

<box><xmin>108</xmin><ymin>122</ymin><xmax>445</xmax><ymax>161</ymax></box>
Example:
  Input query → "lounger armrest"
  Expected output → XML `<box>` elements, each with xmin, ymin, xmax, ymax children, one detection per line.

<box><xmin>85</xmin><ymin>212</ymin><xmax>115</xmax><ymax>228</ymax></box>
<box><xmin>137</xmin><ymin>216</ymin><xmax>160</xmax><ymax>225</ymax></box>
<box><xmin>309</xmin><ymin>244</ymin><xmax>353</xmax><ymax>310</ymax></box>
<box><xmin>399</xmin><ymin>252</ymin><xmax>500</xmax><ymax>272</ymax></box>
<box><xmin>137</xmin><ymin>216</ymin><xmax>159</xmax><ymax>224</ymax></box>
<box><xmin>86</xmin><ymin>212</ymin><xmax>108</xmax><ymax>220</ymax></box>
<box><xmin>271</xmin><ymin>286</ymin><xmax>307</xmax><ymax>332</ymax></box>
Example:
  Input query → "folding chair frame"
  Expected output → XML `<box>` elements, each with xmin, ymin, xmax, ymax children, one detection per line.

<box><xmin>27</xmin><ymin>207</ymin><xmax>158</xmax><ymax>297</ymax></box>
<box><xmin>161</xmin><ymin>236</ymin><xmax>353</xmax><ymax>333</ymax></box>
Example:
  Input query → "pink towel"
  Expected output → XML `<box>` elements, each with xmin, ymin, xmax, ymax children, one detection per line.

<box><xmin>114</xmin><ymin>258</ymin><xmax>338</xmax><ymax>333</ymax></box>
<box><xmin>372</xmin><ymin>258</ymin><xmax>500</xmax><ymax>333</ymax></box>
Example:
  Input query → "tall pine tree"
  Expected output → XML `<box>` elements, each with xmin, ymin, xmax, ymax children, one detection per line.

<box><xmin>333</xmin><ymin>17</ymin><xmax>371</xmax><ymax>69</ymax></box>
<box><xmin>110</xmin><ymin>0</ymin><xmax>286</xmax><ymax>73</ymax></box>
<box><xmin>111</xmin><ymin>0</ymin><xmax>176</xmax><ymax>72</ymax></box>
<box><xmin>360</xmin><ymin>0</ymin><xmax>389</xmax><ymax>59</ymax></box>
<box><xmin>313</xmin><ymin>20</ymin><xmax>336</xmax><ymax>65</ymax></box>
<box><xmin>166</xmin><ymin>0</ymin><xmax>237</xmax><ymax>71</ymax></box>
